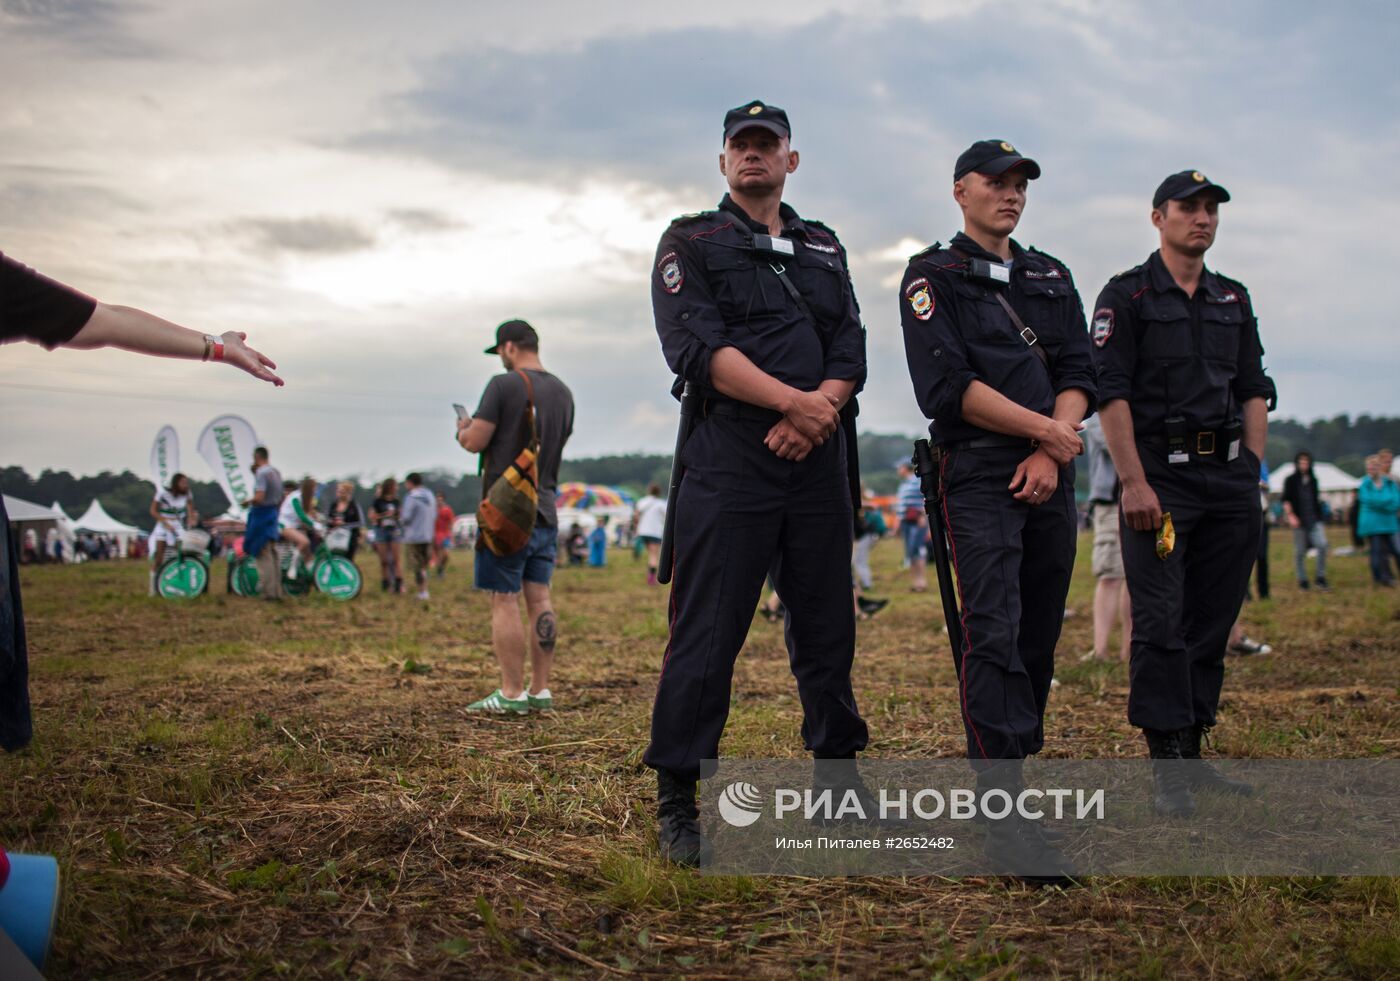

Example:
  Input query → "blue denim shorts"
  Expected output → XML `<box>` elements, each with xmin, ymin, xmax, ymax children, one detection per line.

<box><xmin>474</xmin><ymin>524</ymin><xmax>557</xmax><ymax>593</ymax></box>
<box><xmin>900</xmin><ymin>520</ymin><xmax>927</xmax><ymax>562</ymax></box>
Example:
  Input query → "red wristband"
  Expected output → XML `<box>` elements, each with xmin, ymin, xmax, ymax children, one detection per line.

<box><xmin>212</xmin><ymin>341</ymin><xmax>224</xmax><ymax>362</ymax></box>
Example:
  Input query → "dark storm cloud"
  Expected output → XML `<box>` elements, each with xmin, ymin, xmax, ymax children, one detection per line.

<box><xmin>232</xmin><ymin>217</ymin><xmax>377</xmax><ymax>256</ymax></box>
<box><xmin>346</xmin><ymin>4</ymin><xmax>1399</xmax><ymax>251</ymax></box>
<box><xmin>0</xmin><ymin>0</ymin><xmax>161</xmax><ymax>57</ymax></box>
<box><xmin>0</xmin><ymin>177</ymin><xmax>149</xmax><ymax>225</ymax></box>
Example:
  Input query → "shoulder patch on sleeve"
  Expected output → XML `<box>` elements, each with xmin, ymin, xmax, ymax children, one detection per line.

<box><xmin>1091</xmin><ymin>307</ymin><xmax>1115</xmax><ymax>347</ymax></box>
<box><xmin>904</xmin><ymin>276</ymin><xmax>935</xmax><ymax>321</ymax></box>
<box><xmin>657</xmin><ymin>251</ymin><xmax>684</xmax><ymax>294</ymax></box>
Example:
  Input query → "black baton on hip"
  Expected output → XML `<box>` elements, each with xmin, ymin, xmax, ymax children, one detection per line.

<box><xmin>913</xmin><ymin>439</ymin><xmax>966</xmax><ymax>670</ymax></box>
<box><xmin>656</xmin><ymin>381</ymin><xmax>700</xmax><ymax>585</ymax></box>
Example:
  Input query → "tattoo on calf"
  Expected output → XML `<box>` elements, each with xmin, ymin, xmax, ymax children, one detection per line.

<box><xmin>536</xmin><ymin>611</ymin><xmax>557</xmax><ymax>653</ymax></box>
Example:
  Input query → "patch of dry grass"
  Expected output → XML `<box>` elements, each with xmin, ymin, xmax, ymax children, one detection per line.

<box><xmin>3</xmin><ymin>528</ymin><xmax>1397</xmax><ymax>977</ymax></box>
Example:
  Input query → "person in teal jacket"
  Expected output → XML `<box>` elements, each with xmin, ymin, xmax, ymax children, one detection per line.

<box><xmin>1358</xmin><ymin>455</ymin><xmax>1400</xmax><ymax>586</ymax></box>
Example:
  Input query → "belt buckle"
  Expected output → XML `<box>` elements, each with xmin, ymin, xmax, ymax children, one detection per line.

<box><xmin>1196</xmin><ymin>431</ymin><xmax>1216</xmax><ymax>456</ymax></box>
<box><xmin>1019</xmin><ymin>326</ymin><xmax>1038</xmax><ymax>346</ymax></box>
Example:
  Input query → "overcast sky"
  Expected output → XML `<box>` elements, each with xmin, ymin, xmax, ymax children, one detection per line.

<box><xmin>3</xmin><ymin>0</ymin><xmax>1397</xmax><ymax>483</ymax></box>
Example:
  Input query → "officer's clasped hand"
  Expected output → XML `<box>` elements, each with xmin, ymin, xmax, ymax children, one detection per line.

<box><xmin>1035</xmin><ymin>418</ymin><xmax>1084</xmax><ymax>465</ymax></box>
<box><xmin>764</xmin><ymin>418</ymin><xmax>814</xmax><ymax>461</ymax></box>
<box><xmin>784</xmin><ymin>389</ymin><xmax>841</xmax><ymax>443</ymax></box>
<box><xmin>1009</xmin><ymin>448</ymin><xmax>1059</xmax><ymax>504</ymax></box>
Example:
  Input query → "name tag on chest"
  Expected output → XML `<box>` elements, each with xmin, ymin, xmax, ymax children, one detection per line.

<box><xmin>754</xmin><ymin>234</ymin><xmax>795</xmax><ymax>257</ymax></box>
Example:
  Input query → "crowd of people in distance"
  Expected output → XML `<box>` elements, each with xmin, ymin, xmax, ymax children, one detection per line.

<box><xmin>19</xmin><ymin>528</ymin><xmax>136</xmax><ymax>565</ymax></box>
<box><xmin>364</xmin><ymin>475</ymin><xmax>456</xmax><ymax>599</ymax></box>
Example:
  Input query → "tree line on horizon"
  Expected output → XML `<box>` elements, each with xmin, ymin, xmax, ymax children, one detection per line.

<box><xmin>5</xmin><ymin>415</ymin><xmax>1397</xmax><ymax>531</ymax></box>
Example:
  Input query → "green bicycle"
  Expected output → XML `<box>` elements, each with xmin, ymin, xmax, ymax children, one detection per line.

<box><xmin>155</xmin><ymin>529</ymin><xmax>211</xmax><ymax>600</ymax></box>
<box><xmin>229</xmin><ymin>527</ymin><xmax>362</xmax><ymax>601</ymax></box>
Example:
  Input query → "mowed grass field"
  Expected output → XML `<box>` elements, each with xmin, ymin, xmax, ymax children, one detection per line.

<box><xmin>4</xmin><ymin>527</ymin><xmax>1398</xmax><ymax>979</ymax></box>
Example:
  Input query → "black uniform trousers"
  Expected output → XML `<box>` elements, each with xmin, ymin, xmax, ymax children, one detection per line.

<box><xmin>644</xmin><ymin>410</ymin><xmax>869</xmax><ymax>782</ymax></box>
<box><xmin>1122</xmin><ymin>445</ymin><xmax>1261</xmax><ymax>731</ymax></box>
<box><xmin>0</xmin><ymin>494</ymin><xmax>32</xmax><ymax>752</ymax></box>
<box><xmin>939</xmin><ymin>445</ymin><xmax>1077</xmax><ymax>762</ymax></box>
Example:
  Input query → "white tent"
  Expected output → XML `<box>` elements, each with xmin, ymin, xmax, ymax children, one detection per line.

<box><xmin>2</xmin><ymin>495</ymin><xmax>55</xmax><ymax>523</ymax></box>
<box><xmin>3</xmin><ymin>495</ymin><xmax>59</xmax><ymax>561</ymax></box>
<box><xmin>1268</xmin><ymin>462</ymin><xmax>1359</xmax><ymax>494</ymax></box>
<box><xmin>73</xmin><ymin>499</ymin><xmax>145</xmax><ymax>555</ymax></box>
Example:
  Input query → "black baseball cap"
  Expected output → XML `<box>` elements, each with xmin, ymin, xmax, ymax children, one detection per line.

<box><xmin>954</xmin><ymin>139</ymin><xmax>1041</xmax><ymax>181</ymax></box>
<box><xmin>723</xmin><ymin>100</ymin><xmax>791</xmax><ymax>142</ymax></box>
<box><xmin>1153</xmin><ymin>170</ymin><xmax>1231</xmax><ymax>209</ymax></box>
<box><xmin>484</xmin><ymin>318</ymin><xmax>538</xmax><ymax>355</ymax></box>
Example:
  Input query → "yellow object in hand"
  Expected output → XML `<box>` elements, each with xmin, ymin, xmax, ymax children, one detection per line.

<box><xmin>1156</xmin><ymin>512</ymin><xmax>1176</xmax><ymax>560</ymax></box>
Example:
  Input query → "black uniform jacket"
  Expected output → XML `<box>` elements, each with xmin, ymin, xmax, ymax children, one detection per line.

<box><xmin>1091</xmin><ymin>251</ymin><xmax>1276</xmax><ymax>437</ymax></box>
<box><xmin>651</xmin><ymin>194</ymin><xmax>865</xmax><ymax>400</ymax></box>
<box><xmin>899</xmin><ymin>232</ymin><xmax>1096</xmax><ymax>445</ymax></box>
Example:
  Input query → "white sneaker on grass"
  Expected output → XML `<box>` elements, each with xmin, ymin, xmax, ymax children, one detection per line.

<box><xmin>466</xmin><ymin>689</ymin><xmax>530</xmax><ymax>715</ymax></box>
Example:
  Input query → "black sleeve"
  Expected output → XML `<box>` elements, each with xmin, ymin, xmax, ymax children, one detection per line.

<box><xmin>900</xmin><ymin>264</ymin><xmax>978</xmax><ymax>426</ymax></box>
<box><xmin>1090</xmin><ymin>281</ymin><xmax>1136</xmax><ymax>406</ymax></box>
<box><xmin>0</xmin><ymin>252</ymin><xmax>97</xmax><ymax>349</ymax></box>
<box><xmin>1230</xmin><ymin>287</ymin><xmax>1277</xmax><ymax>409</ymax></box>
<box><xmin>1053</xmin><ymin>275</ymin><xmax>1098</xmax><ymax>416</ymax></box>
<box><xmin>823</xmin><ymin>238</ymin><xmax>867</xmax><ymax>392</ymax></box>
<box><xmin>651</xmin><ymin>228</ymin><xmax>733</xmax><ymax>389</ymax></box>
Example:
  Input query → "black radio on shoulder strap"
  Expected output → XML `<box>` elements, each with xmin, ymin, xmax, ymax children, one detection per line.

<box><xmin>949</xmin><ymin>247</ymin><xmax>1053</xmax><ymax>376</ymax></box>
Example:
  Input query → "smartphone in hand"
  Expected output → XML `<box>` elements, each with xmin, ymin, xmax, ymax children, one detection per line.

<box><xmin>453</xmin><ymin>403</ymin><xmax>469</xmax><ymax>421</ymax></box>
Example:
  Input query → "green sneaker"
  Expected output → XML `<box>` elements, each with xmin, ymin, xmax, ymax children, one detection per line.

<box><xmin>527</xmin><ymin>689</ymin><xmax>553</xmax><ymax>712</ymax></box>
<box><xmin>466</xmin><ymin>689</ymin><xmax>530</xmax><ymax>715</ymax></box>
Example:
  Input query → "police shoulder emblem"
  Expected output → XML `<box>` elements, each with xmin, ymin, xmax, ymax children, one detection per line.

<box><xmin>658</xmin><ymin>251</ymin><xmax>684</xmax><ymax>294</ymax></box>
<box><xmin>906</xmin><ymin>277</ymin><xmax>934</xmax><ymax>321</ymax></box>
<box><xmin>1092</xmin><ymin>307</ymin><xmax>1115</xmax><ymax>347</ymax></box>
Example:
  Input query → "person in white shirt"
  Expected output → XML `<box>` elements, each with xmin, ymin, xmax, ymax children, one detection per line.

<box><xmin>277</xmin><ymin>478</ymin><xmax>318</xmax><ymax>566</ymax></box>
<box><xmin>148</xmin><ymin>473</ymin><xmax>197</xmax><ymax>594</ymax></box>
<box><xmin>633</xmin><ymin>483</ymin><xmax>667</xmax><ymax>585</ymax></box>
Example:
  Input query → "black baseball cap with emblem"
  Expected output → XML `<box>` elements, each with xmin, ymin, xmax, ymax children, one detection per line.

<box><xmin>954</xmin><ymin>139</ymin><xmax>1042</xmax><ymax>181</ymax></box>
<box><xmin>723</xmin><ymin>100</ymin><xmax>791</xmax><ymax>142</ymax></box>
<box><xmin>484</xmin><ymin>318</ymin><xmax>538</xmax><ymax>355</ymax></box>
<box><xmin>1153</xmin><ymin>170</ymin><xmax>1231</xmax><ymax>209</ymax></box>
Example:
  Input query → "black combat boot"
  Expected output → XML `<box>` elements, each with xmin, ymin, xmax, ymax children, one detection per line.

<box><xmin>656</xmin><ymin>769</ymin><xmax>708</xmax><ymax>867</ymax></box>
<box><xmin>977</xmin><ymin>761</ymin><xmax>1079</xmax><ymax>888</ymax></box>
<box><xmin>1143</xmin><ymin>728</ymin><xmax>1196</xmax><ymax>817</ymax></box>
<box><xmin>1182</xmin><ymin>725</ymin><xmax>1253</xmax><ymax>796</ymax></box>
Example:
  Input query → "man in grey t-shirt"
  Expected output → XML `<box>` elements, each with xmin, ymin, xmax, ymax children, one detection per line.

<box><xmin>456</xmin><ymin>319</ymin><xmax>575</xmax><ymax>715</ymax></box>
<box><xmin>240</xmin><ymin>446</ymin><xmax>284</xmax><ymax>600</ymax></box>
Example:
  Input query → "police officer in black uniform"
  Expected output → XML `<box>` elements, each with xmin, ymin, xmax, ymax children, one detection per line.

<box><xmin>899</xmin><ymin>141</ymin><xmax>1095</xmax><ymax>882</ymax></box>
<box><xmin>1091</xmin><ymin>171</ymin><xmax>1275</xmax><ymax>816</ymax></box>
<box><xmin>645</xmin><ymin>100</ymin><xmax>869</xmax><ymax>865</ymax></box>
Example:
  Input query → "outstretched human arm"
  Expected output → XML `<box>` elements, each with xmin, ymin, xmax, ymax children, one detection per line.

<box><xmin>68</xmin><ymin>304</ymin><xmax>282</xmax><ymax>385</ymax></box>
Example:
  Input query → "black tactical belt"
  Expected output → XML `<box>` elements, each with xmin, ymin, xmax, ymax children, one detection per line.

<box><xmin>1140</xmin><ymin>429</ymin><xmax>1237</xmax><ymax>461</ymax></box>
<box><xmin>703</xmin><ymin>397</ymin><xmax>784</xmax><ymax>425</ymax></box>
<box><xmin>944</xmin><ymin>433</ymin><xmax>1038</xmax><ymax>451</ymax></box>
